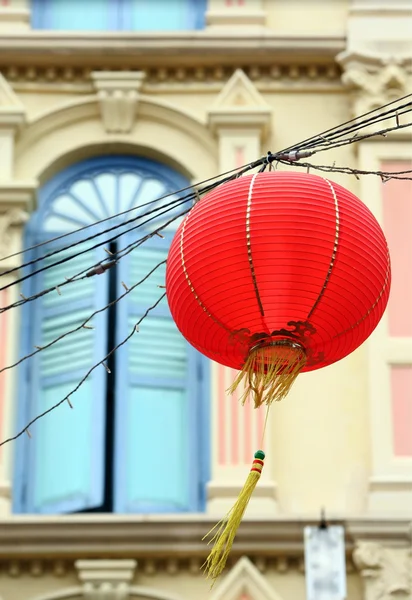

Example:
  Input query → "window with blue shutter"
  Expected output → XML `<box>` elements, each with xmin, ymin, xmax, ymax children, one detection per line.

<box><xmin>115</xmin><ymin>238</ymin><xmax>205</xmax><ymax>512</ymax></box>
<box><xmin>32</xmin><ymin>0</ymin><xmax>207</xmax><ymax>31</ymax></box>
<box><xmin>14</xmin><ymin>155</ymin><xmax>210</xmax><ymax>514</ymax></box>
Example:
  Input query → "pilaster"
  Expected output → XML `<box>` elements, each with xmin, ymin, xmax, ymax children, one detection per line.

<box><xmin>206</xmin><ymin>69</ymin><xmax>277</xmax><ymax>515</ymax></box>
<box><xmin>338</xmin><ymin>0</ymin><xmax>412</xmax><ymax>117</ymax></box>
<box><xmin>0</xmin><ymin>71</ymin><xmax>36</xmax><ymax>515</ymax></box>
<box><xmin>206</xmin><ymin>0</ymin><xmax>267</xmax><ymax>31</ymax></box>
<box><xmin>338</xmin><ymin>3</ymin><xmax>412</xmax><ymax>515</ymax></box>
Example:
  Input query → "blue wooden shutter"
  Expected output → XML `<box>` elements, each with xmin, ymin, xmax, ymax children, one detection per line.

<box><xmin>114</xmin><ymin>235</ymin><xmax>206</xmax><ymax>512</ymax></box>
<box><xmin>31</xmin><ymin>0</ymin><xmax>119</xmax><ymax>30</ymax></box>
<box><xmin>14</xmin><ymin>239</ymin><xmax>109</xmax><ymax>514</ymax></box>
<box><xmin>125</xmin><ymin>0</ymin><xmax>207</xmax><ymax>30</ymax></box>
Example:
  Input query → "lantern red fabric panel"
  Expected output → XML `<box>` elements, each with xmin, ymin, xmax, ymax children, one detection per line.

<box><xmin>166</xmin><ymin>171</ymin><xmax>390</xmax><ymax>371</ymax></box>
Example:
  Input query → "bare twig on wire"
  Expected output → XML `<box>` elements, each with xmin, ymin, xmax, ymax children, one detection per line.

<box><xmin>0</xmin><ymin>163</ymin><xmax>254</xmax><ymax>298</ymax></box>
<box><xmin>0</xmin><ymin>206</ymin><xmax>188</xmax><ymax>314</ymax></box>
<box><xmin>0</xmin><ymin>158</ymin><xmax>262</xmax><ymax>264</ymax></box>
<box><xmin>277</xmin><ymin>159</ymin><xmax>412</xmax><ymax>182</ymax></box>
<box><xmin>0</xmin><ymin>260</ymin><xmax>167</xmax><ymax>376</ymax></box>
<box><xmin>0</xmin><ymin>192</ymin><xmax>192</xmax><ymax>286</ymax></box>
<box><xmin>300</xmin><ymin>119</ymin><xmax>412</xmax><ymax>155</ymax></box>
<box><xmin>0</xmin><ymin>293</ymin><xmax>166</xmax><ymax>447</ymax></box>
<box><xmin>280</xmin><ymin>93</ymin><xmax>412</xmax><ymax>154</ymax></box>
<box><xmin>2</xmin><ymin>96</ymin><xmax>411</xmax><ymax>280</ymax></box>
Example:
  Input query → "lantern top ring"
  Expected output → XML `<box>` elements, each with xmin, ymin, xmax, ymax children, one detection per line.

<box><xmin>249</xmin><ymin>339</ymin><xmax>306</xmax><ymax>355</ymax></box>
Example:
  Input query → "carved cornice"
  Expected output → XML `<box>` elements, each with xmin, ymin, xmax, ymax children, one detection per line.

<box><xmin>0</xmin><ymin>516</ymin><xmax>410</xmax><ymax>564</ymax></box>
<box><xmin>1</xmin><ymin>63</ymin><xmax>343</xmax><ymax>96</ymax></box>
<box><xmin>0</xmin><ymin>33</ymin><xmax>345</xmax><ymax>69</ymax></box>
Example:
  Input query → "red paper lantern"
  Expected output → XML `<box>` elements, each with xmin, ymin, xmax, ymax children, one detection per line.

<box><xmin>165</xmin><ymin>170</ymin><xmax>390</xmax><ymax>580</ymax></box>
<box><xmin>167</xmin><ymin>171</ymin><xmax>390</xmax><ymax>380</ymax></box>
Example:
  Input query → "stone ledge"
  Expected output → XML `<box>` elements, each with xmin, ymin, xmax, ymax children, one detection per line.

<box><xmin>0</xmin><ymin>33</ymin><xmax>345</xmax><ymax>68</ymax></box>
<box><xmin>0</xmin><ymin>516</ymin><xmax>410</xmax><ymax>560</ymax></box>
<box><xmin>0</xmin><ymin>181</ymin><xmax>37</xmax><ymax>211</ymax></box>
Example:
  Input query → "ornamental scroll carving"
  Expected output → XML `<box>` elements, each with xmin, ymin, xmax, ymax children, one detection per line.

<box><xmin>353</xmin><ymin>542</ymin><xmax>412</xmax><ymax>600</ymax></box>
<box><xmin>91</xmin><ymin>71</ymin><xmax>146</xmax><ymax>134</ymax></box>
<box><xmin>338</xmin><ymin>52</ymin><xmax>412</xmax><ymax>118</ymax></box>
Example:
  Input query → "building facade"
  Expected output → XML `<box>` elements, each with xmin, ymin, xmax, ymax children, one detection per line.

<box><xmin>0</xmin><ymin>1</ymin><xmax>411</xmax><ymax>599</ymax></box>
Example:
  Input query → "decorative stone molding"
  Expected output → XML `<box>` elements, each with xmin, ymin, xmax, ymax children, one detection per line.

<box><xmin>353</xmin><ymin>542</ymin><xmax>412</xmax><ymax>600</ymax></box>
<box><xmin>338</xmin><ymin>51</ymin><xmax>412</xmax><ymax>117</ymax></box>
<box><xmin>0</xmin><ymin>6</ymin><xmax>30</xmax><ymax>33</ymax></box>
<box><xmin>0</xmin><ymin>183</ymin><xmax>35</xmax><ymax>271</ymax></box>
<box><xmin>346</xmin><ymin>0</ymin><xmax>412</xmax><ymax>56</ymax></box>
<box><xmin>91</xmin><ymin>71</ymin><xmax>146</xmax><ymax>134</ymax></box>
<box><xmin>0</xmin><ymin>33</ymin><xmax>345</xmax><ymax>72</ymax></box>
<box><xmin>206</xmin><ymin>0</ymin><xmax>267</xmax><ymax>30</ymax></box>
<box><xmin>210</xmin><ymin>556</ymin><xmax>284</xmax><ymax>600</ymax></box>
<box><xmin>208</xmin><ymin>68</ymin><xmax>272</xmax><ymax>137</ymax></box>
<box><xmin>1</xmin><ymin>64</ymin><xmax>343</xmax><ymax>93</ymax></box>
<box><xmin>0</xmin><ymin>517</ymin><xmax>397</xmax><ymax>571</ymax></box>
<box><xmin>0</xmin><ymin>206</ymin><xmax>28</xmax><ymax>255</ymax></box>
<box><xmin>0</xmin><ymin>72</ymin><xmax>27</xmax><ymax>182</ymax></box>
<box><xmin>75</xmin><ymin>559</ymin><xmax>137</xmax><ymax>600</ymax></box>
<box><xmin>0</xmin><ymin>71</ymin><xmax>25</xmax><ymax>128</ymax></box>
<box><xmin>0</xmin><ymin>181</ymin><xmax>35</xmax><ymax>209</ymax></box>
<box><xmin>0</xmin><ymin>515</ymin><xmax>370</xmax><ymax>562</ymax></box>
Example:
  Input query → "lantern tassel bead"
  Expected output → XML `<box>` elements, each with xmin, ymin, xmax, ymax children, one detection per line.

<box><xmin>228</xmin><ymin>341</ymin><xmax>307</xmax><ymax>409</ymax></box>
<box><xmin>202</xmin><ymin>450</ymin><xmax>265</xmax><ymax>584</ymax></box>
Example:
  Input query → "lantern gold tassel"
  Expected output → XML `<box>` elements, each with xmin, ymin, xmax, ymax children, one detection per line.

<box><xmin>228</xmin><ymin>340</ymin><xmax>307</xmax><ymax>409</ymax></box>
<box><xmin>202</xmin><ymin>450</ymin><xmax>265</xmax><ymax>583</ymax></box>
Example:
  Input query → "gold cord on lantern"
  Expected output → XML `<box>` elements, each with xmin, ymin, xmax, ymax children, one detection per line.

<box><xmin>228</xmin><ymin>340</ymin><xmax>307</xmax><ymax>408</ymax></box>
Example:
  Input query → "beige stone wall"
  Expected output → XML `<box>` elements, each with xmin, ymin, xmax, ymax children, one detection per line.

<box><xmin>0</xmin><ymin>0</ymin><xmax>411</xmax><ymax>599</ymax></box>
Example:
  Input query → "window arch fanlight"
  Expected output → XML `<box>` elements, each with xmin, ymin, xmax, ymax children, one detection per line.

<box><xmin>14</xmin><ymin>154</ymin><xmax>210</xmax><ymax>516</ymax></box>
<box><xmin>29</xmin><ymin>155</ymin><xmax>189</xmax><ymax>236</ymax></box>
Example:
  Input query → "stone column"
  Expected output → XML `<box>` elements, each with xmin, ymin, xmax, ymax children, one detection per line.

<box><xmin>0</xmin><ymin>73</ymin><xmax>36</xmax><ymax>515</ymax></box>
<box><xmin>206</xmin><ymin>69</ymin><xmax>277</xmax><ymax>515</ymax></box>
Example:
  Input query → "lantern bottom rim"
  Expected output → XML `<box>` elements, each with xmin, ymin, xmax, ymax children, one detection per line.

<box><xmin>249</xmin><ymin>338</ymin><xmax>305</xmax><ymax>355</ymax></box>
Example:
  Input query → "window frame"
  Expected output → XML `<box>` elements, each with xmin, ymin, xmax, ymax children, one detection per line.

<box><xmin>13</xmin><ymin>154</ymin><xmax>210</xmax><ymax>514</ymax></box>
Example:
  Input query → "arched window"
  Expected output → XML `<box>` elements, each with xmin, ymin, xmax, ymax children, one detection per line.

<box><xmin>14</xmin><ymin>156</ymin><xmax>210</xmax><ymax>514</ymax></box>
